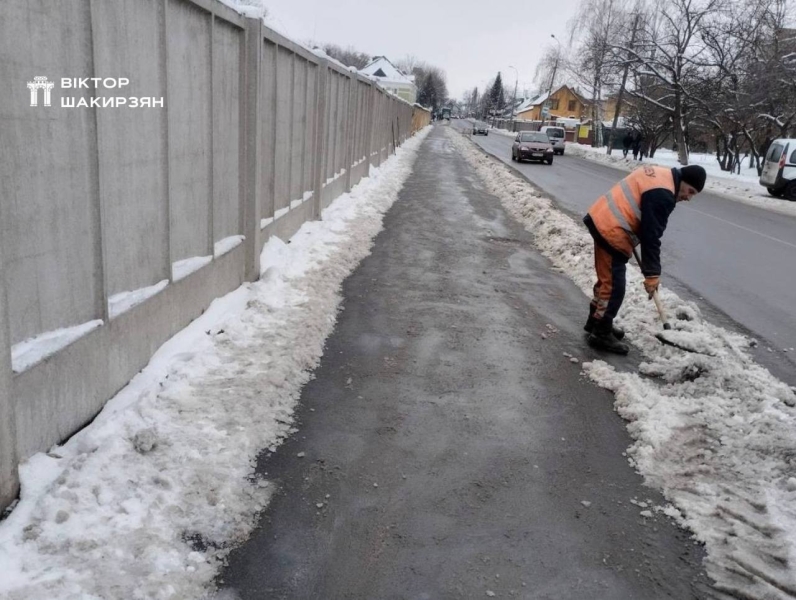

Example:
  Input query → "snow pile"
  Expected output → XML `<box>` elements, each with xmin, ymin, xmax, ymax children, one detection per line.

<box><xmin>215</xmin><ymin>0</ymin><xmax>266</xmax><ymax>19</ymax></box>
<box><xmin>214</xmin><ymin>235</ymin><xmax>245</xmax><ymax>258</ymax></box>
<box><xmin>447</xmin><ymin>127</ymin><xmax>796</xmax><ymax>599</ymax></box>
<box><xmin>0</xmin><ymin>126</ymin><xmax>431</xmax><ymax>600</ymax></box>
<box><xmin>172</xmin><ymin>255</ymin><xmax>213</xmax><ymax>281</ymax></box>
<box><xmin>11</xmin><ymin>320</ymin><xmax>104</xmax><ymax>373</ymax></box>
<box><xmin>109</xmin><ymin>280</ymin><xmax>169</xmax><ymax>319</ymax></box>
<box><xmin>566</xmin><ymin>143</ymin><xmax>796</xmax><ymax>218</ymax></box>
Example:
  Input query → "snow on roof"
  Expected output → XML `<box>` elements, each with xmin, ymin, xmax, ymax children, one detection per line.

<box><xmin>516</xmin><ymin>92</ymin><xmax>548</xmax><ymax>113</ymax></box>
<box><xmin>359</xmin><ymin>56</ymin><xmax>414</xmax><ymax>86</ymax></box>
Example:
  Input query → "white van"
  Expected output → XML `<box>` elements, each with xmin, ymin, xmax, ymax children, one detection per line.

<box><xmin>540</xmin><ymin>126</ymin><xmax>566</xmax><ymax>155</ymax></box>
<box><xmin>759</xmin><ymin>139</ymin><xmax>796</xmax><ymax>200</ymax></box>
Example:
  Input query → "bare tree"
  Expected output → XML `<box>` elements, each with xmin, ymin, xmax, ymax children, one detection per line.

<box><xmin>321</xmin><ymin>43</ymin><xmax>371</xmax><ymax>70</ymax></box>
<box><xmin>533</xmin><ymin>46</ymin><xmax>567</xmax><ymax>96</ymax></box>
<box><xmin>568</xmin><ymin>0</ymin><xmax>630</xmax><ymax>145</ymax></box>
<box><xmin>624</xmin><ymin>93</ymin><xmax>672</xmax><ymax>157</ymax></box>
<box><xmin>618</xmin><ymin>0</ymin><xmax>723</xmax><ymax>164</ymax></box>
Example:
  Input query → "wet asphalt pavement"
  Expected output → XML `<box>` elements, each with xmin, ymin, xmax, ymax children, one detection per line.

<box><xmin>218</xmin><ymin>127</ymin><xmax>713</xmax><ymax>599</ymax></box>
<box><xmin>455</xmin><ymin>121</ymin><xmax>796</xmax><ymax>386</ymax></box>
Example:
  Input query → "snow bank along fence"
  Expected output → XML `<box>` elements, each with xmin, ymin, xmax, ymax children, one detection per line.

<box><xmin>0</xmin><ymin>0</ymin><xmax>430</xmax><ymax>510</ymax></box>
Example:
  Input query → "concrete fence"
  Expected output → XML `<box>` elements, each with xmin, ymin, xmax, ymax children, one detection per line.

<box><xmin>0</xmin><ymin>0</ymin><xmax>430</xmax><ymax>510</ymax></box>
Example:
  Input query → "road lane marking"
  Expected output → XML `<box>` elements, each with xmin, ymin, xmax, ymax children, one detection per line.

<box><xmin>685</xmin><ymin>206</ymin><xmax>796</xmax><ymax>249</ymax></box>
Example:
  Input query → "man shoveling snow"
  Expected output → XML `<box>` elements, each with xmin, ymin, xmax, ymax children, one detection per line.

<box><xmin>583</xmin><ymin>164</ymin><xmax>707</xmax><ymax>354</ymax></box>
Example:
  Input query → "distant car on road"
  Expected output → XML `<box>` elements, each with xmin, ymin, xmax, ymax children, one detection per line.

<box><xmin>512</xmin><ymin>131</ymin><xmax>554</xmax><ymax>164</ymax></box>
<box><xmin>540</xmin><ymin>126</ymin><xmax>566</xmax><ymax>155</ymax></box>
<box><xmin>759</xmin><ymin>138</ymin><xmax>796</xmax><ymax>200</ymax></box>
<box><xmin>472</xmin><ymin>123</ymin><xmax>489</xmax><ymax>136</ymax></box>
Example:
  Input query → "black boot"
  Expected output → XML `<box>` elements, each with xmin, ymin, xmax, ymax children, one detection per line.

<box><xmin>584</xmin><ymin>308</ymin><xmax>625</xmax><ymax>340</ymax></box>
<box><xmin>587</xmin><ymin>321</ymin><xmax>630</xmax><ymax>355</ymax></box>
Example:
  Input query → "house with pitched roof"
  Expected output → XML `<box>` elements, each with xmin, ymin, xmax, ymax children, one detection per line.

<box><xmin>515</xmin><ymin>85</ymin><xmax>589</xmax><ymax>121</ymax></box>
<box><xmin>359</xmin><ymin>56</ymin><xmax>417</xmax><ymax>104</ymax></box>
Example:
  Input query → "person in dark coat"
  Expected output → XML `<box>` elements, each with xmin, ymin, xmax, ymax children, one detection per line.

<box><xmin>632</xmin><ymin>133</ymin><xmax>643</xmax><ymax>160</ymax></box>
<box><xmin>622</xmin><ymin>131</ymin><xmax>633</xmax><ymax>158</ymax></box>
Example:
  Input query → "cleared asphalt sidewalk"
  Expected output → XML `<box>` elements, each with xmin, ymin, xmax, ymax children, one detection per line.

<box><xmin>219</xmin><ymin>126</ymin><xmax>712</xmax><ymax>599</ymax></box>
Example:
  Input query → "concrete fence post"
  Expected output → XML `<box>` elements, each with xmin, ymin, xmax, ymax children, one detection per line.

<box><xmin>0</xmin><ymin>244</ymin><xmax>19</xmax><ymax>510</ymax></box>
<box><xmin>312</xmin><ymin>60</ymin><xmax>328</xmax><ymax>220</ymax></box>
<box><xmin>207</xmin><ymin>13</ymin><xmax>216</xmax><ymax>257</ymax></box>
<box><xmin>242</xmin><ymin>16</ymin><xmax>263</xmax><ymax>281</ymax></box>
<box><xmin>88</xmin><ymin>0</ymin><xmax>109</xmax><ymax>324</ymax></box>
<box><xmin>364</xmin><ymin>83</ymin><xmax>375</xmax><ymax>174</ymax></box>
<box><xmin>344</xmin><ymin>74</ymin><xmax>355</xmax><ymax>194</ymax></box>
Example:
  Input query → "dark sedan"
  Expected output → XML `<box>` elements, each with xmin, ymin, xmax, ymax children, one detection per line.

<box><xmin>512</xmin><ymin>131</ymin><xmax>554</xmax><ymax>164</ymax></box>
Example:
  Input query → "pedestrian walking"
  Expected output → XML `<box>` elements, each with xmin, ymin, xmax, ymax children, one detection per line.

<box><xmin>582</xmin><ymin>165</ymin><xmax>707</xmax><ymax>354</ymax></box>
<box><xmin>622</xmin><ymin>131</ymin><xmax>633</xmax><ymax>158</ymax></box>
<box><xmin>638</xmin><ymin>139</ymin><xmax>648</xmax><ymax>161</ymax></box>
<box><xmin>632</xmin><ymin>133</ymin><xmax>643</xmax><ymax>160</ymax></box>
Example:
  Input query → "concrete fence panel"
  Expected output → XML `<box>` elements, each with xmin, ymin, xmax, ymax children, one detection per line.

<box><xmin>212</xmin><ymin>17</ymin><xmax>244</xmax><ymax>244</ymax></box>
<box><xmin>258</xmin><ymin>38</ymin><xmax>277</xmax><ymax>223</ymax></box>
<box><xmin>274</xmin><ymin>46</ymin><xmax>292</xmax><ymax>213</ymax></box>
<box><xmin>167</xmin><ymin>0</ymin><xmax>213</xmax><ymax>263</ymax></box>
<box><xmin>0</xmin><ymin>0</ymin><xmax>425</xmax><ymax>511</ymax></box>
<box><xmin>93</xmin><ymin>0</ymin><xmax>170</xmax><ymax>297</ymax></box>
<box><xmin>1</xmin><ymin>0</ymin><xmax>103</xmax><ymax>346</ymax></box>
<box><xmin>289</xmin><ymin>57</ymin><xmax>306</xmax><ymax>205</ymax></box>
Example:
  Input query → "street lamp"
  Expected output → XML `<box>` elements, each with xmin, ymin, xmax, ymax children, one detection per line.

<box><xmin>544</xmin><ymin>34</ymin><xmax>562</xmax><ymax>124</ymax></box>
<box><xmin>507</xmin><ymin>65</ymin><xmax>518</xmax><ymax>132</ymax></box>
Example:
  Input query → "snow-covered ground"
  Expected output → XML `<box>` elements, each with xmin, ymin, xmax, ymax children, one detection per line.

<box><xmin>447</xmin><ymin>127</ymin><xmax>796</xmax><ymax>600</ymax></box>
<box><xmin>0</xmin><ymin>127</ymin><xmax>431</xmax><ymax>600</ymax></box>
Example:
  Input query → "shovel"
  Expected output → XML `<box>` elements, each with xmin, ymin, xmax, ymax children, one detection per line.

<box><xmin>632</xmin><ymin>249</ymin><xmax>710</xmax><ymax>355</ymax></box>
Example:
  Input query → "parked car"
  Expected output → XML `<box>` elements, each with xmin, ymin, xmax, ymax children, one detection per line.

<box><xmin>759</xmin><ymin>138</ymin><xmax>796</xmax><ymax>200</ymax></box>
<box><xmin>540</xmin><ymin>126</ymin><xmax>566</xmax><ymax>155</ymax></box>
<box><xmin>472</xmin><ymin>122</ymin><xmax>489</xmax><ymax>135</ymax></box>
<box><xmin>512</xmin><ymin>131</ymin><xmax>554</xmax><ymax>164</ymax></box>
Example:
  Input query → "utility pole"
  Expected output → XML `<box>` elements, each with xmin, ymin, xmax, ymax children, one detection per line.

<box><xmin>545</xmin><ymin>34</ymin><xmax>562</xmax><ymax>124</ymax></box>
<box><xmin>508</xmin><ymin>65</ymin><xmax>518</xmax><ymax>132</ymax></box>
<box><xmin>607</xmin><ymin>12</ymin><xmax>640</xmax><ymax>155</ymax></box>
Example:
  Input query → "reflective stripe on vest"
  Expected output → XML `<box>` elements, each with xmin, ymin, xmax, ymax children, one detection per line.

<box><xmin>605</xmin><ymin>187</ymin><xmax>640</xmax><ymax>246</ymax></box>
<box><xmin>587</xmin><ymin>166</ymin><xmax>674</xmax><ymax>255</ymax></box>
<box><xmin>619</xmin><ymin>179</ymin><xmax>641</xmax><ymax>221</ymax></box>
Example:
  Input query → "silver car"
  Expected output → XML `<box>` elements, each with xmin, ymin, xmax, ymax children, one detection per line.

<box><xmin>759</xmin><ymin>138</ymin><xmax>796</xmax><ymax>200</ymax></box>
<box><xmin>540</xmin><ymin>126</ymin><xmax>566</xmax><ymax>155</ymax></box>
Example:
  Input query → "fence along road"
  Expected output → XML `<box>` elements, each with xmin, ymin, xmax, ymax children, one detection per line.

<box><xmin>0</xmin><ymin>0</ymin><xmax>430</xmax><ymax>511</ymax></box>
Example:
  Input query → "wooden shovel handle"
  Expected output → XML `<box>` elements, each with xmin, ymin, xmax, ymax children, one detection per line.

<box><xmin>632</xmin><ymin>248</ymin><xmax>671</xmax><ymax>329</ymax></box>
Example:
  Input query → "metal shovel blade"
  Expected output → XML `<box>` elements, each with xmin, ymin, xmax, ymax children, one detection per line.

<box><xmin>655</xmin><ymin>330</ymin><xmax>715</xmax><ymax>356</ymax></box>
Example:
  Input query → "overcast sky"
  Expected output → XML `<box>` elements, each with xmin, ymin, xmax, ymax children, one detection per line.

<box><xmin>263</xmin><ymin>0</ymin><xmax>581</xmax><ymax>100</ymax></box>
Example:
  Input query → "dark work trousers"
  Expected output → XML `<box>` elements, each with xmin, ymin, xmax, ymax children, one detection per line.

<box><xmin>590</xmin><ymin>237</ymin><xmax>630</xmax><ymax>327</ymax></box>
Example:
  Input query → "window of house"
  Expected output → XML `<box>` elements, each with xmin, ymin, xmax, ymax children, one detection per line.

<box><xmin>568</xmin><ymin>100</ymin><xmax>577</xmax><ymax>111</ymax></box>
<box><xmin>550</xmin><ymin>99</ymin><xmax>560</xmax><ymax>110</ymax></box>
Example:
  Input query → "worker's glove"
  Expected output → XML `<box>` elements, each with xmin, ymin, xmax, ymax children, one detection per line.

<box><xmin>643</xmin><ymin>276</ymin><xmax>660</xmax><ymax>299</ymax></box>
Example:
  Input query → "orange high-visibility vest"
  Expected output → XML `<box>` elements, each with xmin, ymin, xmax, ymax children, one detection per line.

<box><xmin>587</xmin><ymin>166</ymin><xmax>675</xmax><ymax>256</ymax></box>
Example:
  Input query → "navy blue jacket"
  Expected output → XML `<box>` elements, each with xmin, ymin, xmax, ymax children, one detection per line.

<box><xmin>638</xmin><ymin>168</ymin><xmax>680</xmax><ymax>277</ymax></box>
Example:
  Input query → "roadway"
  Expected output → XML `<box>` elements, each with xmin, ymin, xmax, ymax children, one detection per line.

<box><xmin>453</xmin><ymin>119</ymin><xmax>796</xmax><ymax>384</ymax></box>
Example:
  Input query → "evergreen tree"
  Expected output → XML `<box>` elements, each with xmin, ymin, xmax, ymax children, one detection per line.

<box><xmin>489</xmin><ymin>72</ymin><xmax>505</xmax><ymax>115</ymax></box>
<box><xmin>417</xmin><ymin>73</ymin><xmax>438</xmax><ymax>110</ymax></box>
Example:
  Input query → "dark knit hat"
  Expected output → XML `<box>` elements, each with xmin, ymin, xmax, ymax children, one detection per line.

<box><xmin>680</xmin><ymin>165</ymin><xmax>706</xmax><ymax>192</ymax></box>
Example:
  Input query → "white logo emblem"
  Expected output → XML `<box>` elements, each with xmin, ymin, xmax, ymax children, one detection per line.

<box><xmin>27</xmin><ymin>76</ymin><xmax>54</xmax><ymax>107</ymax></box>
